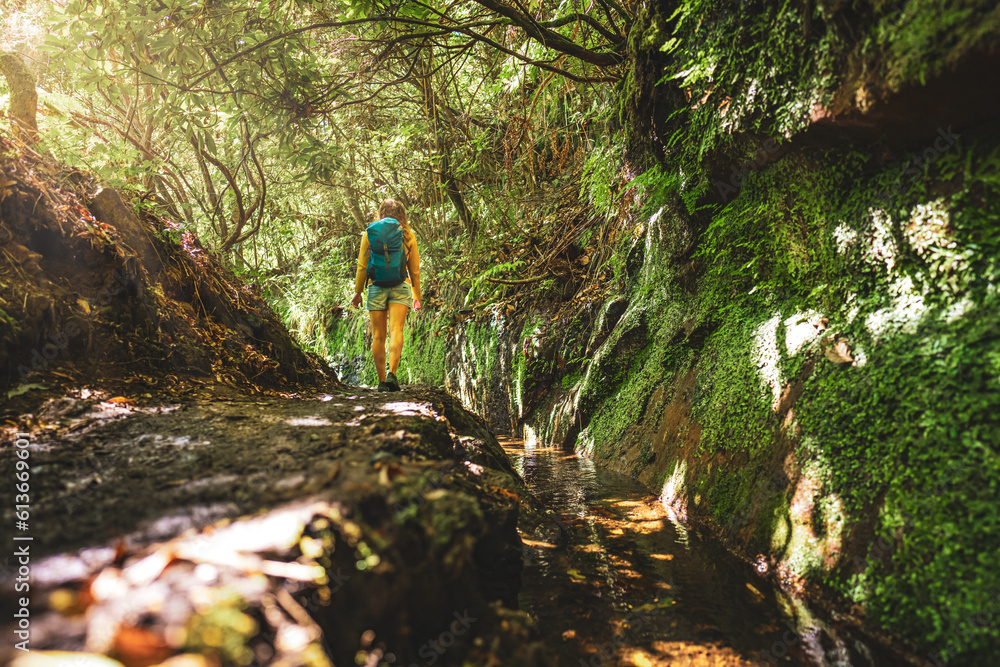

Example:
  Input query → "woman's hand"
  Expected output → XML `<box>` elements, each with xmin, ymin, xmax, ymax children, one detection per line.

<box><xmin>412</xmin><ymin>299</ymin><xmax>422</xmax><ymax>312</ymax></box>
<box><xmin>351</xmin><ymin>292</ymin><xmax>363</xmax><ymax>308</ymax></box>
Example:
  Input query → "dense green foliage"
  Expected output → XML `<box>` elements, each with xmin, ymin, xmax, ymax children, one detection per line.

<box><xmin>4</xmin><ymin>0</ymin><xmax>1000</xmax><ymax>662</ymax></box>
<box><xmin>2</xmin><ymin>0</ymin><xmax>627</xmax><ymax>352</ymax></box>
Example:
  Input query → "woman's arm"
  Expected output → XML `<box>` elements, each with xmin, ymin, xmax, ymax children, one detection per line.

<box><xmin>351</xmin><ymin>233</ymin><xmax>370</xmax><ymax>307</ymax></box>
<box><xmin>406</xmin><ymin>236</ymin><xmax>421</xmax><ymax>308</ymax></box>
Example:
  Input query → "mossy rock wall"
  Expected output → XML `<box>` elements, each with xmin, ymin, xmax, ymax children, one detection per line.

<box><xmin>532</xmin><ymin>130</ymin><xmax>1000</xmax><ymax>666</ymax></box>
<box><xmin>323</xmin><ymin>124</ymin><xmax>1000</xmax><ymax>664</ymax></box>
<box><xmin>575</xmin><ymin>2</ymin><xmax>1000</xmax><ymax>661</ymax></box>
<box><xmin>461</xmin><ymin>130</ymin><xmax>996</xmax><ymax>666</ymax></box>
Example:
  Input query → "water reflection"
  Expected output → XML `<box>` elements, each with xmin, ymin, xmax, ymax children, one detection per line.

<box><xmin>502</xmin><ymin>438</ymin><xmax>903</xmax><ymax>667</ymax></box>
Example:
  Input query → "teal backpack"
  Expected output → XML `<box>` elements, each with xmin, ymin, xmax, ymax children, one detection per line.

<box><xmin>365</xmin><ymin>217</ymin><xmax>408</xmax><ymax>287</ymax></box>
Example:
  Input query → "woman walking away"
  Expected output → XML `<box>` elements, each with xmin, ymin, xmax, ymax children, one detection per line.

<box><xmin>350</xmin><ymin>199</ymin><xmax>422</xmax><ymax>392</ymax></box>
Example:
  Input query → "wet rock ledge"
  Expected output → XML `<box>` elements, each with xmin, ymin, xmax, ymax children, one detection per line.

<box><xmin>0</xmin><ymin>386</ymin><xmax>547</xmax><ymax>667</ymax></box>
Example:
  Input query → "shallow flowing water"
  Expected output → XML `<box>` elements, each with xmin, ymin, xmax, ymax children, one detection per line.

<box><xmin>501</xmin><ymin>438</ymin><xmax>908</xmax><ymax>667</ymax></box>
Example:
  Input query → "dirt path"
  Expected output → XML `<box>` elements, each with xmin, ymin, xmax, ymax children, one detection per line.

<box><xmin>1</xmin><ymin>387</ymin><xmax>546</xmax><ymax>667</ymax></box>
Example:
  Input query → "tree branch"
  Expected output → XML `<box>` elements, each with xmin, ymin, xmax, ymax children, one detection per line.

<box><xmin>199</xmin><ymin>148</ymin><xmax>246</xmax><ymax>248</ymax></box>
<box><xmin>185</xmin><ymin>12</ymin><xmax>620</xmax><ymax>92</ymax></box>
<box><xmin>471</xmin><ymin>0</ymin><xmax>623</xmax><ymax>68</ymax></box>
<box><xmin>485</xmin><ymin>270</ymin><xmax>556</xmax><ymax>285</ymax></box>
<box><xmin>538</xmin><ymin>13</ymin><xmax>623</xmax><ymax>44</ymax></box>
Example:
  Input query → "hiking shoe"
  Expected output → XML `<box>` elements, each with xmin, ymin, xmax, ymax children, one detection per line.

<box><xmin>377</xmin><ymin>381</ymin><xmax>391</xmax><ymax>392</ymax></box>
<box><xmin>385</xmin><ymin>372</ymin><xmax>401</xmax><ymax>392</ymax></box>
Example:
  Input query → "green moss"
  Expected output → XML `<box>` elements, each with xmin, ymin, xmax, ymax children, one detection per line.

<box><xmin>468</xmin><ymin>319</ymin><xmax>501</xmax><ymax>383</ymax></box>
<box><xmin>560</xmin><ymin>367</ymin><xmax>583</xmax><ymax>390</ymax></box>
<box><xmin>583</xmin><ymin>343</ymin><xmax>654</xmax><ymax>456</ymax></box>
<box><xmin>695</xmin><ymin>132</ymin><xmax>1000</xmax><ymax>661</ymax></box>
<box><xmin>512</xmin><ymin>314</ymin><xmax>545</xmax><ymax>416</ymax></box>
<box><xmin>585</xmin><ymin>102</ymin><xmax>1000</xmax><ymax>661</ymax></box>
<box><xmin>416</xmin><ymin>490</ymin><xmax>484</xmax><ymax>573</ymax></box>
<box><xmin>401</xmin><ymin>318</ymin><xmax>448</xmax><ymax>387</ymax></box>
<box><xmin>703</xmin><ymin>462</ymin><xmax>750</xmax><ymax>525</ymax></box>
<box><xmin>691</xmin><ymin>312</ymin><xmax>777</xmax><ymax>455</ymax></box>
<box><xmin>320</xmin><ymin>312</ymin><xmax>377</xmax><ymax>386</ymax></box>
<box><xmin>756</xmin><ymin>492</ymin><xmax>787</xmax><ymax>554</ymax></box>
<box><xmin>799</xmin><ymin>295</ymin><xmax>1000</xmax><ymax>660</ymax></box>
<box><xmin>881</xmin><ymin>0</ymin><xmax>1000</xmax><ymax>89</ymax></box>
<box><xmin>647</xmin><ymin>0</ymin><xmax>999</xmax><ymax>187</ymax></box>
<box><xmin>184</xmin><ymin>590</ymin><xmax>259</xmax><ymax>666</ymax></box>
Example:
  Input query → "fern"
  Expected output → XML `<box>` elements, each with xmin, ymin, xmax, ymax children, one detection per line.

<box><xmin>463</xmin><ymin>260</ymin><xmax>526</xmax><ymax>305</ymax></box>
<box><xmin>582</xmin><ymin>137</ymin><xmax>625</xmax><ymax>220</ymax></box>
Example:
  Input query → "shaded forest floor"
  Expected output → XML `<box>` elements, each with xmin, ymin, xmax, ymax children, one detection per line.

<box><xmin>1</xmin><ymin>386</ymin><xmax>547</xmax><ymax>667</ymax></box>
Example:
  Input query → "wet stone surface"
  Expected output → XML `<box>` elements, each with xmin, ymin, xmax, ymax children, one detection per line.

<box><xmin>0</xmin><ymin>387</ymin><xmax>546</xmax><ymax>667</ymax></box>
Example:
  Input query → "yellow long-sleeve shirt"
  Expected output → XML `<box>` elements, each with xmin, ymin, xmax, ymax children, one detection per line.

<box><xmin>354</xmin><ymin>230</ymin><xmax>421</xmax><ymax>302</ymax></box>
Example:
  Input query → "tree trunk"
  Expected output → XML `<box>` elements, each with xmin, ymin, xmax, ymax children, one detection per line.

<box><xmin>345</xmin><ymin>184</ymin><xmax>369</xmax><ymax>230</ymax></box>
<box><xmin>412</xmin><ymin>57</ymin><xmax>477</xmax><ymax>244</ymax></box>
<box><xmin>441</xmin><ymin>149</ymin><xmax>477</xmax><ymax>240</ymax></box>
<box><xmin>89</xmin><ymin>187</ymin><xmax>165</xmax><ymax>279</ymax></box>
<box><xmin>0</xmin><ymin>51</ymin><xmax>39</xmax><ymax>143</ymax></box>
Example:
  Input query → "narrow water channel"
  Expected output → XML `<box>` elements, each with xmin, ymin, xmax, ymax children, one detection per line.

<box><xmin>501</xmin><ymin>438</ymin><xmax>907</xmax><ymax>667</ymax></box>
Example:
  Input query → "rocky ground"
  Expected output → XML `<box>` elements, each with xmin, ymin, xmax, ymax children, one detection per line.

<box><xmin>0</xmin><ymin>386</ymin><xmax>550</xmax><ymax>667</ymax></box>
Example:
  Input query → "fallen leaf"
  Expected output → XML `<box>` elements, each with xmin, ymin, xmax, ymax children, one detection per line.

<box><xmin>823</xmin><ymin>336</ymin><xmax>853</xmax><ymax>364</ymax></box>
<box><xmin>124</xmin><ymin>547</ymin><xmax>176</xmax><ymax>586</ymax></box>
<box><xmin>6</xmin><ymin>383</ymin><xmax>47</xmax><ymax>398</ymax></box>
<box><xmin>378</xmin><ymin>462</ymin><xmax>404</xmax><ymax>485</ymax></box>
<box><xmin>490</xmin><ymin>486</ymin><xmax>519</xmax><ymax>501</ymax></box>
<box><xmin>47</xmin><ymin>588</ymin><xmax>80</xmax><ymax>614</ymax></box>
<box><xmin>631</xmin><ymin>653</ymin><xmax>654</xmax><ymax>667</ymax></box>
<box><xmin>112</xmin><ymin>625</ymin><xmax>172</xmax><ymax>667</ymax></box>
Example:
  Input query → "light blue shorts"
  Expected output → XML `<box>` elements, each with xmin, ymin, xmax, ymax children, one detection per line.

<box><xmin>366</xmin><ymin>282</ymin><xmax>413</xmax><ymax>311</ymax></box>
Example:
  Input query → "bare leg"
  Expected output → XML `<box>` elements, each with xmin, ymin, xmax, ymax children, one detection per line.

<box><xmin>386</xmin><ymin>302</ymin><xmax>409</xmax><ymax>374</ymax></box>
<box><xmin>369</xmin><ymin>309</ymin><xmax>388</xmax><ymax>382</ymax></box>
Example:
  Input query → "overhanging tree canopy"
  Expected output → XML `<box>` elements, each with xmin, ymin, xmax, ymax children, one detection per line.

<box><xmin>28</xmin><ymin>0</ymin><xmax>630</xmax><ymax>261</ymax></box>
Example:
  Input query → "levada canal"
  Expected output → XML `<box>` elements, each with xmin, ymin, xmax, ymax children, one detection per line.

<box><xmin>502</xmin><ymin>438</ymin><xmax>910</xmax><ymax>667</ymax></box>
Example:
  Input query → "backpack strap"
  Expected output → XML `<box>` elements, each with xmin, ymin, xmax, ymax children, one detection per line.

<box><xmin>401</xmin><ymin>235</ymin><xmax>410</xmax><ymax>281</ymax></box>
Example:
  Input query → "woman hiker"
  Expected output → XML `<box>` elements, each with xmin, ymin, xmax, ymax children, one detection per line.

<box><xmin>350</xmin><ymin>199</ymin><xmax>422</xmax><ymax>392</ymax></box>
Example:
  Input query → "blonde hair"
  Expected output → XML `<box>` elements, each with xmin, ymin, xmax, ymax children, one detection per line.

<box><xmin>378</xmin><ymin>198</ymin><xmax>414</xmax><ymax>245</ymax></box>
